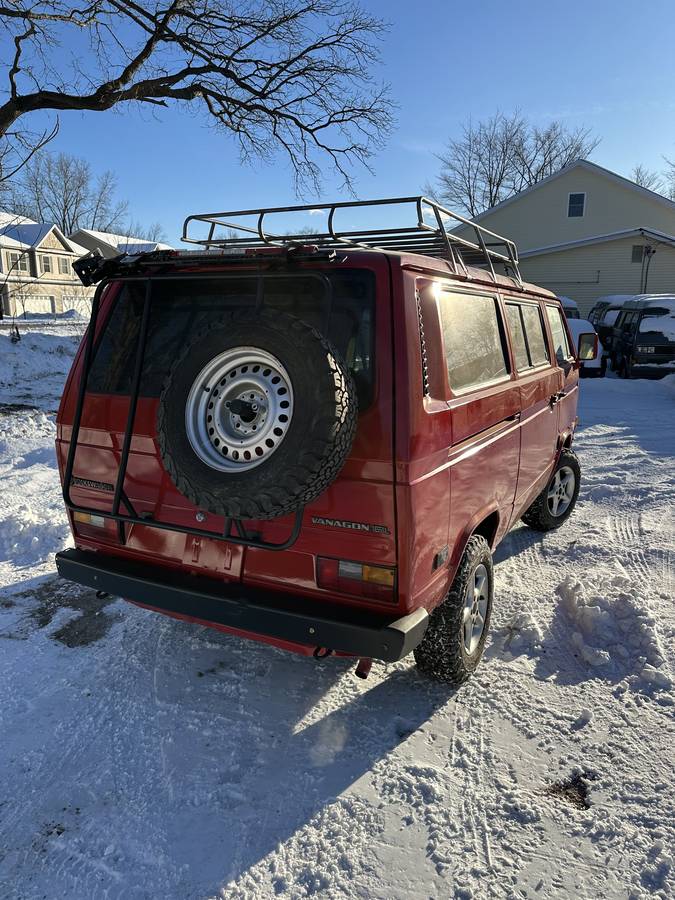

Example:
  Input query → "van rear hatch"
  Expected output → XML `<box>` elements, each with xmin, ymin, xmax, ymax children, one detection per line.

<box><xmin>56</xmin><ymin>257</ymin><xmax>397</xmax><ymax>608</ymax></box>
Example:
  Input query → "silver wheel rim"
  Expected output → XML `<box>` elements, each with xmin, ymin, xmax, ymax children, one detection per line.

<box><xmin>185</xmin><ymin>347</ymin><xmax>294</xmax><ymax>472</ymax></box>
<box><xmin>547</xmin><ymin>465</ymin><xmax>575</xmax><ymax>517</ymax></box>
<box><xmin>462</xmin><ymin>563</ymin><xmax>488</xmax><ymax>654</ymax></box>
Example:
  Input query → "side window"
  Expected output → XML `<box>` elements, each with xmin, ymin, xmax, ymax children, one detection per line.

<box><xmin>546</xmin><ymin>305</ymin><xmax>573</xmax><ymax>363</ymax></box>
<box><xmin>505</xmin><ymin>304</ymin><xmax>530</xmax><ymax>371</ymax></box>
<box><xmin>520</xmin><ymin>304</ymin><xmax>550</xmax><ymax>366</ymax></box>
<box><xmin>439</xmin><ymin>291</ymin><xmax>509</xmax><ymax>393</ymax></box>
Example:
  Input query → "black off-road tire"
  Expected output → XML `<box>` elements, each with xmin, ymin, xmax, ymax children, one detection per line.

<box><xmin>521</xmin><ymin>448</ymin><xmax>581</xmax><ymax>532</ymax></box>
<box><xmin>157</xmin><ymin>309</ymin><xmax>357</xmax><ymax>519</ymax></box>
<box><xmin>414</xmin><ymin>535</ymin><xmax>494</xmax><ymax>686</ymax></box>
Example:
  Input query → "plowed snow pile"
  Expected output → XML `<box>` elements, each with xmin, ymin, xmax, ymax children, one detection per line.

<box><xmin>0</xmin><ymin>330</ymin><xmax>80</xmax><ymax>410</ymax></box>
<box><xmin>557</xmin><ymin>574</ymin><xmax>672</xmax><ymax>690</ymax></box>
<box><xmin>0</xmin><ymin>331</ymin><xmax>673</xmax><ymax>900</ymax></box>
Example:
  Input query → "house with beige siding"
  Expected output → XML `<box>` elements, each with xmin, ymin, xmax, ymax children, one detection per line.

<box><xmin>454</xmin><ymin>160</ymin><xmax>675</xmax><ymax>315</ymax></box>
<box><xmin>0</xmin><ymin>213</ymin><xmax>93</xmax><ymax>317</ymax></box>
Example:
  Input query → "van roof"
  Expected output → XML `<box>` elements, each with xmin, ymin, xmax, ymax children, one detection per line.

<box><xmin>622</xmin><ymin>294</ymin><xmax>675</xmax><ymax>310</ymax></box>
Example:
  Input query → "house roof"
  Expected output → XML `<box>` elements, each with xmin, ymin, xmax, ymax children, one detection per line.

<box><xmin>519</xmin><ymin>227</ymin><xmax>675</xmax><ymax>259</ymax></box>
<box><xmin>72</xmin><ymin>228</ymin><xmax>172</xmax><ymax>253</ymax></box>
<box><xmin>0</xmin><ymin>211</ymin><xmax>87</xmax><ymax>254</ymax></box>
<box><xmin>465</xmin><ymin>159</ymin><xmax>675</xmax><ymax>226</ymax></box>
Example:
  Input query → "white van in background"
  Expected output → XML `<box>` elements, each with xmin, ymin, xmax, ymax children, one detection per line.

<box><xmin>559</xmin><ymin>296</ymin><xmax>580</xmax><ymax>319</ymax></box>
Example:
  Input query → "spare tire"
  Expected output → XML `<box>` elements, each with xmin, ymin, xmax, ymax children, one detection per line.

<box><xmin>157</xmin><ymin>309</ymin><xmax>358</xmax><ymax>520</ymax></box>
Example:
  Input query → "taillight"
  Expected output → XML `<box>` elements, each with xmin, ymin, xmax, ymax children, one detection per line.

<box><xmin>316</xmin><ymin>557</ymin><xmax>396</xmax><ymax>602</ymax></box>
<box><xmin>72</xmin><ymin>510</ymin><xmax>116</xmax><ymax>541</ymax></box>
<box><xmin>73</xmin><ymin>511</ymin><xmax>106</xmax><ymax>528</ymax></box>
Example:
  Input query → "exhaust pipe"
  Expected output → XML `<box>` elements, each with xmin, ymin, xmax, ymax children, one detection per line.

<box><xmin>354</xmin><ymin>658</ymin><xmax>372</xmax><ymax>679</ymax></box>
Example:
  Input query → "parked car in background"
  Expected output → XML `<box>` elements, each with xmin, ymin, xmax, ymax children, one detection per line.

<box><xmin>609</xmin><ymin>295</ymin><xmax>675</xmax><ymax>378</ymax></box>
<box><xmin>588</xmin><ymin>295</ymin><xmax>632</xmax><ymax>325</ymax></box>
<box><xmin>566</xmin><ymin>318</ymin><xmax>604</xmax><ymax>377</ymax></box>
<box><xmin>53</xmin><ymin>196</ymin><xmax>596</xmax><ymax>688</ymax></box>
<box><xmin>588</xmin><ymin>295</ymin><xmax>631</xmax><ymax>361</ymax></box>
<box><xmin>559</xmin><ymin>296</ymin><xmax>580</xmax><ymax>319</ymax></box>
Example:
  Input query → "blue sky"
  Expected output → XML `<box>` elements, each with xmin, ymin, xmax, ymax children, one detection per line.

<box><xmin>12</xmin><ymin>0</ymin><xmax>675</xmax><ymax>244</ymax></box>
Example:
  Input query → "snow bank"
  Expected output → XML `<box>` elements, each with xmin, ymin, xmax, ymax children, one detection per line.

<box><xmin>12</xmin><ymin>309</ymin><xmax>86</xmax><ymax>321</ymax></box>
<box><xmin>556</xmin><ymin>575</ymin><xmax>672</xmax><ymax>692</ymax></box>
<box><xmin>0</xmin><ymin>409</ymin><xmax>72</xmax><ymax>572</ymax></box>
<box><xmin>0</xmin><ymin>331</ymin><xmax>80</xmax><ymax>410</ymax></box>
<box><xmin>662</xmin><ymin>373</ymin><xmax>675</xmax><ymax>399</ymax></box>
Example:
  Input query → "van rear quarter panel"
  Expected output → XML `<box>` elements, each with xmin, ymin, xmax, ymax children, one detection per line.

<box><xmin>391</xmin><ymin>269</ymin><xmax>453</xmax><ymax>614</ymax></box>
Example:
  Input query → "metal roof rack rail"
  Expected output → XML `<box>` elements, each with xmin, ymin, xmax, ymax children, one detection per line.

<box><xmin>182</xmin><ymin>196</ymin><xmax>522</xmax><ymax>285</ymax></box>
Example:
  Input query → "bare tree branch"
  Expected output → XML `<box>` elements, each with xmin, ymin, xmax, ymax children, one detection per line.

<box><xmin>430</xmin><ymin>112</ymin><xmax>600</xmax><ymax>216</ymax></box>
<box><xmin>0</xmin><ymin>0</ymin><xmax>393</xmax><ymax>194</ymax></box>
<box><xmin>631</xmin><ymin>164</ymin><xmax>663</xmax><ymax>191</ymax></box>
<box><xmin>11</xmin><ymin>151</ymin><xmax>130</xmax><ymax>233</ymax></box>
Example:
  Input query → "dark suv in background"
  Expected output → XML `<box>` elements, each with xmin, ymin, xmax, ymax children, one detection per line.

<box><xmin>609</xmin><ymin>295</ymin><xmax>675</xmax><ymax>378</ymax></box>
<box><xmin>588</xmin><ymin>296</ymin><xmax>630</xmax><ymax>363</ymax></box>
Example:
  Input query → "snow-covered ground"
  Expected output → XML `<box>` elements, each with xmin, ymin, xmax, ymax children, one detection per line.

<box><xmin>0</xmin><ymin>330</ymin><xmax>673</xmax><ymax>899</ymax></box>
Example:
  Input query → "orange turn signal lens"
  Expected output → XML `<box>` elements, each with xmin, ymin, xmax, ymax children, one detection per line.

<box><xmin>73</xmin><ymin>511</ymin><xmax>106</xmax><ymax>528</ymax></box>
<box><xmin>317</xmin><ymin>557</ymin><xmax>396</xmax><ymax>602</ymax></box>
<box><xmin>362</xmin><ymin>564</ymin><xmax>396</xmax><ymax>587</ymax></box>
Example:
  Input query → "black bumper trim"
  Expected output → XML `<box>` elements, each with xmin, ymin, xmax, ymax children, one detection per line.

<box><xmin>55</xmin><ymin>549</ymin><xmax>429</xmax><ymax>662</ymax></box>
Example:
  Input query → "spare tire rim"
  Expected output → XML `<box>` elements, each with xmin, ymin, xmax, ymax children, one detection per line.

<box><xmin>185</xmin><ymin>347</ymin><xmax>294</xmax><ymax>472</ymax></box>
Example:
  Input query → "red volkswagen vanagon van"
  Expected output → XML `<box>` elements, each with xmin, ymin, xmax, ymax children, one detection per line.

<box><xmin>55</xmin><ymin>197</ymin><xmax>596</xmax><ymax>685</ymax></box>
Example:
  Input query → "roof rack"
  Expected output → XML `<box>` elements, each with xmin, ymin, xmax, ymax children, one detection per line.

<box><xmin>182</xmin><ymin>196</ymin><xmax>522</xmax><ymax>286</ymax></box>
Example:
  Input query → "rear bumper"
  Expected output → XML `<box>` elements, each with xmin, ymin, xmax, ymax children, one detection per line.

<box><xmin>55</xmin><ymin>549</ymin><xmax>429</xmax><ymax>662</ymax></box>
<box><xmin>630</xmin><ymin>363</ymin><xmax>675</xmax><ymax>378</ymax></box>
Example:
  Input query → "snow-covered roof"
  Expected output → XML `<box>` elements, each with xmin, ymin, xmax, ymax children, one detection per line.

<box><xmin>0</xmin><ymin>211</ymin><xmax>38</xmax><ymax>228</ymax></box>
<box><xmin>0</xmin><ymin>211</ymin><xmax>86</xmax><ymax>254</ymax></box>
<box><xmin>73</xmin><ymin>228</ymin><xmax>172</xmax><ymax>253</ymax></box>
<box><xmin>519</xmin><ymin>227</ymin><xmax>675</xmax><ymax>259</ymax></box>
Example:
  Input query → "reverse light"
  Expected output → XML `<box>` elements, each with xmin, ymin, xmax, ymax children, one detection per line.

<box><xmin>73</xmin><ymin>511</ymin><xmax>106</xmax><ymax>528</ymax></box>
<box><xmin>316</xmin><ymin>557</ymin><xmax>396</xmax><ymax>602</ymax></box>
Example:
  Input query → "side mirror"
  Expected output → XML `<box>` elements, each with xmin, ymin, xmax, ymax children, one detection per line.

<box><xmin>577</xmin><ymin>332</ymin><xmax>598</xmax><ymax>361</ymax></box>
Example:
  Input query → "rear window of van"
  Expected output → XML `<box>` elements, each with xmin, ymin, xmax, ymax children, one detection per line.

<box><xmin>87</xmin><ymin>271</ymin><xmax>375</xmax><ymax>408</ymax></box>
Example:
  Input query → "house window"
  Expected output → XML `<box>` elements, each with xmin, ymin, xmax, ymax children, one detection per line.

<box><xmin>8</xmin><ymin>252</ymin><xmax>29</xmax><ymax>273</ymax></box>
<box><xmin>58</xmin><ymin>256</ymin><xmax>70</xmax><ymax>275</ymax></box>
<box><xmin>567</xmin><ymin>193</ymin><xmax>585</xmax><ymax>217</ymax></box>
<box><xmin>631</xmin><ymin>245</ymin><xmax>644</xmax><ymax>263</ymax></box>
<box><xmin>40</xmin><ymin>254</ymin><xmax>52</xmax><ymax>273</ymax></box>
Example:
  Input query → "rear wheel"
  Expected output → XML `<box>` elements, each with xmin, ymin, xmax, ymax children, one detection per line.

<box><xmin>414</xmin><ymin>535</ymin><xmax>493</xmax><ymax>686</ymax></box>
<box><xmin>521</xmin><ymin>448</ymin><xmax>580</xmax><ymax>531</ymax></box>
